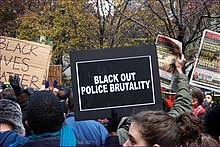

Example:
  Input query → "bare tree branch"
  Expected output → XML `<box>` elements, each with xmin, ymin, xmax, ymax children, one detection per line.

<box><xmin>184</xmin><ymin>14</ymin><xmax>220</xmax><ymax>49</ymax></box>
<box><xmin>178</xmin><ymin>0</ymin><xmax>186</xmax><ymax>44</ymax></box>
<box><xmin>148</xmin><ymin>4</ymin><xmax>171</xmax><ymax>37</ymax></box>
<box><xmin>110</xmin><ymin>0</ymin><xmax>129</xmax><ymax>48</ymax></box>
<box><xmin>106</xmin><ymin>0</ymin><xmax>160</xmax><ymax>38</ymax></box>
<box><xmin>204</xmin><ymin>1</ymin><xmax>211</xmax><ymax>17</ymax></box>
<box><xmin>115</xmin><ymin>24</ymin><xmax>136</xmax><ymax>48</ymax></box>
<box><xmin>158</xmin><ymin>0</ymin><xmax>175</xmax><ymax>37</ymax></box>
<box><xmin>169</xmin><ymin>0</ymin><xmax>179</xmax><ymax>30</ymax></box>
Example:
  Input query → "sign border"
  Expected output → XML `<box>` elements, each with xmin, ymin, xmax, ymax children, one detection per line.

<box><xmin>76</xmin><ymin>55</ymin><xmax>156</xmax><ymax>111</ymax></box>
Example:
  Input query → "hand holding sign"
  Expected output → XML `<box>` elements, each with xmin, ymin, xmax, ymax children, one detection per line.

<box><xmin>175</xmin><ymin>54</ymin><xmax>186</xmax><ymax>74</ymax></box>
<box><xmin>9</xmin><ymin>74</ymin><xmax>24</xmax><ymax>96</ymax></box>
<box><xmin>9</xmin><ymin>74</ymin><xmax>20</xmax><ymax>88</ymax></box>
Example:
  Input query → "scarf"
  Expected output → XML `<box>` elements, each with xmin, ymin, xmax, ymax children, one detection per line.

<box><xmin>192</xmin><ymin>105</ymin><xmax>206</xmax><ymax>116</ymax></box>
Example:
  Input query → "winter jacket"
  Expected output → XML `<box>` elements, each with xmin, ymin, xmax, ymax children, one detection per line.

<box><xmin>202</xmin><ymin>104</ymin><xmax>220</xmax><ymax>141</ymax></box>
<box><xmin>22</xmin><ymin>136</ymin><xmax>96</xmax><ymax>146</ymax></box>
<box><xmin>64</xmin><ymin>112</ymin><xmax>108</xmax><ymax>146</ymax></box>
<box><xmin>168</xmin><ymin>73</ymin><xmax>192</xmax><ymax>117</ymax></box>
<box><xmin>0</xmin><ymin>130</ymin><xmax>28</xmax><ymax>146</ymax></box>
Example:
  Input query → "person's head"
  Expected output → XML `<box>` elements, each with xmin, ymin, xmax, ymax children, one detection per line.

<box><xmin>2</xmin><ymin>88</ymin><xmax>17</xmax><ymax>102</ymax></box>
<box><xmin>2</xmin><ymin>87</ymin><xmax>16</xmax><ymax>97</ymax></box>
<box><xmin>26</xmin><ymin>90</ymin><xmax>64</xmax><ymax>135</ymax></box>
<box><xmin>204</xmin><ymin>93</ymin><xmax>214</xmax><ymax>107</ymax></box>
<box><xmin>123</xmin><ymin>111</ymin><xmax>202</xmax><ymax>146</ymax></box>
<box><xmin>0</xmin><ymin>98</ymin><xmax>25</xmax><ymax>136</ymax></box>
<box><xmin>57</xmin><ymin>89</ymin><xmax>67</xmax><ymax>100</ymax></box>
<box><xmin>191</xmin><ymin>87</ymin><xmax>204</xmax><ymax>108</ymax></box>
<box><xmin>67</xmin><ymin>90</ymin><xmax>74</xmax><ymax>112</ymax></box>
<box><xmin>2</xmin><ymin>82</ymin><xmax>12</xmax><ymax>90</ymax></box>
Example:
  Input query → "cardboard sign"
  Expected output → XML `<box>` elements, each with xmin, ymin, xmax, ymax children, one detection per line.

<box><xmin>48</xmin><ymin>65</ymin><xmax>62</xmax><ymax>86</ymax></box>
<box><xmin>70</xmin><ymin>45</ymin><xmax>162</xmax><ymax>120</ymax></box>
<box><xmin>0</xmin><ymin>36</ymin><xmax>52</xmax><ymax>89</ymax></box>
<box><xmin>190</xmin><ymin>30</ymin><xmax>220</xmax><ymax>92</ymax></box>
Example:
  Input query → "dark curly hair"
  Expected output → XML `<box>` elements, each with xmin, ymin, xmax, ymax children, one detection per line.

<box><xmin>131</xmin><ymin>111</ymin><xmax>202</xmax><ymax>146</ymax></box>
<box><xmin>27</xmin><ymin>90</ymin><xmax>64</xmax><ymax>134</ymax></box>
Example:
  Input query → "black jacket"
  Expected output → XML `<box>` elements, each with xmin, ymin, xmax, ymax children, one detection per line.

<box><xmin>22</xmin><ymin>136</ymin><xmax>97</xmax><ymax>146</ymax></box>
<box><xmin>203</xmin><ymin>104</ymin><xmax>220</xmax><ymax>141</ymax></box>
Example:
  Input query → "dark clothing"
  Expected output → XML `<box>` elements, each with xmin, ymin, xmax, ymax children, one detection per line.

<box><xmin>203</xmin><ymin>104</ymin><xmax>220</xmax><ymax>141</ymax></box>
<box><xmin>61</xmin><ymin>100</ymin><xmax>68</xmax><ymax>114</ymax></box>
<box><xmin>105</xmin><ymin>136</ymin><xmax>121</xmax><ymax>146</ymax></box>
<box><xmin>23</xmin><ymin>136</ymin><xmax>59</xmax><ymax>146</ymax></box>
<box><xmin>22</xmin><ymin>136</ymin><xmax>96</xmax><ymax>146</ymax></box>
<box><xmin>0</xmin><ymin>130</ymin><xmax>28</xmax><ymax>146</ymax></box>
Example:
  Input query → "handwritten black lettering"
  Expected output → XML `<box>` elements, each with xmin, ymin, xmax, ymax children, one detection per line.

<box><xmin>21</xmin><ymin>74</ymin><xmax>30</xmax><ymax>87</ymax></box>
<box><xmin>22</xmin><ymin>58</ymin><xmax>30</xmax><ymax>72</ymax></box>
<box><xmin>13</xmin><ymin>56</ymin><xmax>21</xmax><ymax>70</ymax></box>
<box><xmin>29</xmin><ymin>46</ymin><xmax>38</xmax><ymax>56</ymax></box>
<box><xmin>0</xmin><ymin>37</ymin><xmax>6</xmax><ymax>50</ymax></box>
<box><xmin>14</xmin><ymin>43</ymin><xmax>22</xmax><ymax>53</ymax></box>
<box><xmin>0</xmin><ymin>71</ymin><xmax>7</xmax><ymax>82</ymax></box>
<box><xmin>21</xmin><ymin>44</ymin><xmax>30</xmax><ymax>55</ymax></box>
<box><xmin>5</xmin><ymin>41</ymin><xmax>13</xmax><ymax>51</ymax></box>
<box><xmin>30</xmin><ymin>75</ymin><xmax>39</xmax><ymax>89</ymax></box>
<box><xmin>4</xmin><ymin>55</ymin><xmax>13</xmax><ymax>66</ymax></box>
<box><xmin>7</xmin><ymin>71</ymin><xmax>14</xmax><ymax>78</ymax></box>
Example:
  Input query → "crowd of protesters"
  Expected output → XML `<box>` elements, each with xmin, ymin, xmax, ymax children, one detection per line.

<box><xmin>0</xmin><ymin>54</ymin><xmax>220</xmax><ymax>146</ymax></box>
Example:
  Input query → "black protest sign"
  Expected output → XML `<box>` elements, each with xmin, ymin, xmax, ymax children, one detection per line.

<box><xmin>70</xmin><ymin>45</ymin><xmax>162</xmax><ymax>120</ymax></box>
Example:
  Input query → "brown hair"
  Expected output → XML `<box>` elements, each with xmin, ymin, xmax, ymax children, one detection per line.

<box><xmin>132</xmin><ymin>111</ymin><xmax>202</xmax><ymax>146</ymax></box>
<box><xmin>191</xmin><ymin>86</ymin><xmax>204</xmax><ymax>105</ymax></box>
<box><xmin>67</xmin><ymin>90</ymin><xmax>74</xmax><ymax>112</ymax></box>
<box><xmin>189</xmin><ymin>133</ymin><xmax>219</xmax><ymax>146</ymax></box>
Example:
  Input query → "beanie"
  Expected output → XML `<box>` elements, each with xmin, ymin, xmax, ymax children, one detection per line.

<box><xmin>27</xmin><ymin>90</ymin><xmax>64</xmax><ymax>134</ymax></box>
<box><xmin>0</xmin><ymin>99</ymin><xmax>25</xmax><ymax>136</ymax></box>
<box><xmin>63</xmin><ymin>87</ymin><xmax>71</xmax><ymax>98</ymax></box>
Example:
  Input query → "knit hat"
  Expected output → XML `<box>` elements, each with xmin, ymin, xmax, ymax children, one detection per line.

<box><xmin>0</xmin><ymin>99</ymin><xmax>25</xmax><ymax>136</ymax></box>
<box><xmin>27</xmin><ymin>90</ymin><xmax>64</xmax><ymax>134</ymax></box>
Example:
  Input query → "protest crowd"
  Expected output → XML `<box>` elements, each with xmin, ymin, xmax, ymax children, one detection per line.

<box><xmin>0</xmin><ymin>50</ymin><xmax>220</xmax><ymax>147</ymax></box>
<box><xmin>2</xmin><ymin>0</ymin><xmax>220</xmax><ymax>146</ymax></box>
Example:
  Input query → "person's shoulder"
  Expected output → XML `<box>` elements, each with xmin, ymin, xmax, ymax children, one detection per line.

<box><xmin>0</xmin><ymin>130</ymin><xmax>15</xmax><ymax>136</ymax></box>
<box><xmin>85</xmin><ymin>120</ymin><xmax>107</xmax><ymax>127</ymax></box>
<box><xmin>1</xmin><ymin>130</ymin><xmax>27</xmax><ymax>140</ymax></box>
<box><xmin>2</xmin><ymin>130</ymin><xmax>28</xmax><ymax>147</ymax></box>
<box><xmin>23</xmin><ymin>136</ymin><xmax>59</xmax><ymax>146</ymax></box>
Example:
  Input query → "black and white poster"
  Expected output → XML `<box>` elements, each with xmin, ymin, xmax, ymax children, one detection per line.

<box><xmin>70</xmin><ymin>45</ymin><xmax>162</xmax><ymax>120</ymax></box>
